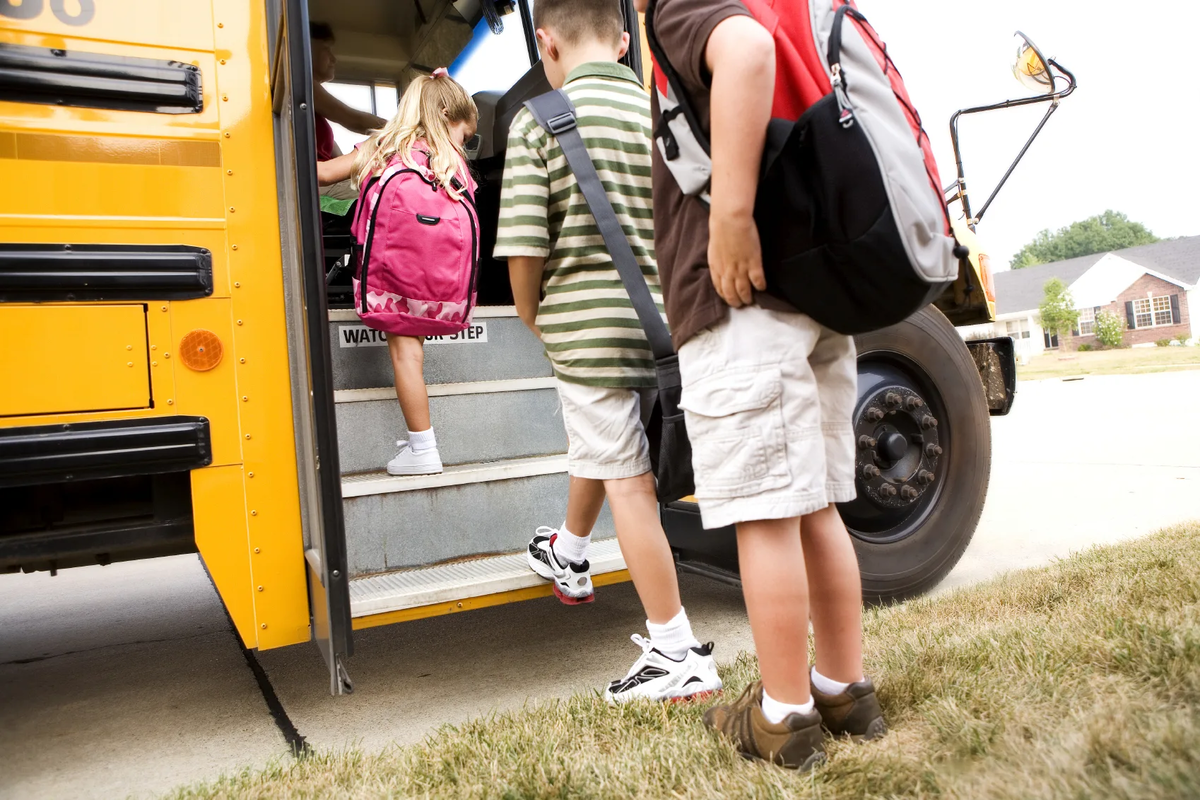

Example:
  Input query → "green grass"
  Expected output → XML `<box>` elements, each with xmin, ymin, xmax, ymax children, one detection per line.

<box><xmin>1018</xmin><ymin>347</ymin><xmax>1200</xmax><ymax>381</ymax></box>
<box><xmin>169</xmin><ymin>523</ymin><xmax>1200</xmax><ymax>800</ymax></box>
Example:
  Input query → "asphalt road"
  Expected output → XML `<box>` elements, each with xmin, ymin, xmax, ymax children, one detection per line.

<box><xmin>3</xmin><ymin>370</ymin><xmax>1198</xmax><ymax>799</ymax></box>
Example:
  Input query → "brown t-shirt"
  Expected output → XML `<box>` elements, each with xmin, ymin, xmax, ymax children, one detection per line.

<box><xmin>650</xmin><ymin>0</ymin><xmax>792</xmax><ymax>348</ymax></box>
<box><xmin>650</xmin><ymin>0</ymin><xmax>746</xmax><ymax>349</ymax></box>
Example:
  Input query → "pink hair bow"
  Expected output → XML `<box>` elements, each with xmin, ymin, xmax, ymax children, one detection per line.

<box><xmin>431</xmin><ymin>67</ymin><xmax>449</xmax><ymax>78</ymax></box>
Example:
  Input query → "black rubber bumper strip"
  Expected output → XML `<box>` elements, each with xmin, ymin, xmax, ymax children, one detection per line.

<box><xmin>0</xmin><ymin>416</ymin><xmax>212</xmax><ymax>489</ymax></box>
<box><xmin>0</xmin><ymin>244</ymin><xmax>213</xmax><ymax>302</ymax></box>
<box><xmin>0</xmin><ymin>43</ymin><xmax>203</xmax><ymax>114</ymax></box>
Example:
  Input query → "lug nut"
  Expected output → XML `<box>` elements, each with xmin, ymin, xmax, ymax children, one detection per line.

<box><xmin>918</xmin><ymin>470</ymin><xmax>935</xmax><ymax>485</ymax></box>
<box><xmin>858</xmin><ymin>435</ymin><xmax>878</xmax><ymax>450</ymax></box>
<box><xmin>880</xmin><ymin>484</ymin><xmax>898</xmax><ymax>498</ymax></box>
<box><xmin>861</xmin><ymin>464</ymin><xmax>881</xmax><ymax>480</ymax></box>
<box><xmin>866</xmin><ymin>407</ymin><xmax>885</xmax><ymax>422</ymax></box>
<box><xmin>925</xmin><ymin>444</ymin><xmax>943</xmax><ymax>457</ymax></box>
<box><xmin>885</xmin><ymin>392</ymin><xmax>902</xmax><ymax>407</ymax></box>
<box><xmin>921</xmin><ymin>416</ymin><xmax>939</xmax><ymax>430</ymax></box>
<box><xmin>901</xmin><ymin>485</ymin><xmax>920</xmax><ymax>500</ymax></box>
<box><xmin>906</xmin><ymin>396</ymin><xmax>925</xmax><ymax>411</ymax></box>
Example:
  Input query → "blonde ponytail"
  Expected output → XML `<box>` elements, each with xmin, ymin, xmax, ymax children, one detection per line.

<box><xmin>352</xmin><ymin>72</ymin><xmax>477</xmax><ymax>195</ymax></box>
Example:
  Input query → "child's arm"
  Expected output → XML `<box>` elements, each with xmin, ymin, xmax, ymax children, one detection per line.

<box><xmin>508</xmin><ymin>257</ymin><xmax>544</xmax><ymax>338</ymax></box>
<box><xmin>317</xmin><ymin>152</ymin><xmax>356</xmax><ymax>186</ymax></box>
<box><xmin>314</xmin><ymin>82</ymin><xmax>387</xmax><ymax>135</ymax></box>
<box><xmin>705</xmin><ymin>16</ymin><xmax>775</xmax><ymax>308</ymax></box>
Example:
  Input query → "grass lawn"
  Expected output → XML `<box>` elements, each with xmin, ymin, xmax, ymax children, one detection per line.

<box><xmin>1017</xmin><ymin>346</ymin><xmax>1200</xmax><ymax>381</ymax></box>
<box><xmin>170</xmin><ymin>523</ymin><xmax>1200</xmax><ymax>800</ymax></box>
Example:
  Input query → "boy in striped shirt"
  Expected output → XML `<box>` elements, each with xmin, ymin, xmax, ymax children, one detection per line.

<box><xmin>494</xmin><ymin>0</ymin><xmax>721</xmax><ymax>703</ymax></box>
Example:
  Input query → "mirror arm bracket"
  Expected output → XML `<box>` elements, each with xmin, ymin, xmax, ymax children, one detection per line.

<box><xmin>948</xmin><ymin>60</ymin><xmax>1076</xmax><ymax>230</ymax></box>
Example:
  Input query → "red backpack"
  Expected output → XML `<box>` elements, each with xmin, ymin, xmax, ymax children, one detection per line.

<box><xmin>351</xmin><ymin>147</ymin><xmax>480</xmax><ymax>338</ymax></box>
<box><xmin>646</xmin><ymin>0</ymin><xmax>964</xmax><ymax>335</ymax></box>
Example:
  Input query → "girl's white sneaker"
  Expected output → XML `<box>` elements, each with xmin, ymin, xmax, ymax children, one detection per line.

<box><xmin>386</xmin><ymin>441</ymin><xmax>443</xmax><ymax>475</ymax></box>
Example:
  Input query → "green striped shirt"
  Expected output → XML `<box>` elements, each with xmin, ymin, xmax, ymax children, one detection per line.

<box><xmin>494</xmin><ymin>61</ymin><xmax>665</xmax><ymax>388</ymax></box>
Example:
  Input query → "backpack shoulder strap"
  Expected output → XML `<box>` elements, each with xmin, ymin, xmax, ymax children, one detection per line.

<box><xmin>523</xmin><ymin>90</ymin><xmax>674</xmax><ymax>361</ymax></box>
<box><xmin>644</xmin><ymin>0</ymin><xmax>709</xmax><ymax>155</ymax></box>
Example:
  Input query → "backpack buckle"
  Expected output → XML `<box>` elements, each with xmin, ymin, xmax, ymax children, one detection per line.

<box><xmin>545</xmin><ymin>111</ymin><xmax>577</xmax><ymax>135</ymax></box>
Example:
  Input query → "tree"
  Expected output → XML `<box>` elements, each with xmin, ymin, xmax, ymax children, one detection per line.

<box><xmin>1038</xmin><ymin>278</ymin><xmax>1079</xmax><ymax>351</ymax></box>
<box><xmin>1094</xmin><ymin>310</ymin><xmax>1126</xmax><ymax>349</ymax></box>
<box><xmin>1011</xmin><ymin>210</ymin><xmax>1159</xmax><ymax>269</ymax></box>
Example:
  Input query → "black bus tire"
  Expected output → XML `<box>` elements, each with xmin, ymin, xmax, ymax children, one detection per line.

<box><xmin>845</xmin><ymin>305</ymin><xmax>991</xmax><ymax>603</ymax></box>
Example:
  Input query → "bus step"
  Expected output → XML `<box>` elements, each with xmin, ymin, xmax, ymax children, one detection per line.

<box><xmin>340</xmin><ymin>455</ymin><xmax>616</xmax><ymax>574</ymax></box>
<box><xmin>333</xmin><ymin>377</ymin><xmax>565</xmax><ymax>473</ymax></box>
<box><xmin>348</xmin><ymin>537</ymin><xmax>626</xmax><ymax>619</ymax></box>
<box><xmin>328</xmin><ymin>307</ymin><xmax>551</xmax><ymax>392</ymax></box>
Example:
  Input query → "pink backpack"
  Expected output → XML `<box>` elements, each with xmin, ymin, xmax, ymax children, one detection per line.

<box><xmin>351</xmin><ymin>147</ymin><xmax>480</xmax><ymax>338</ymax></box>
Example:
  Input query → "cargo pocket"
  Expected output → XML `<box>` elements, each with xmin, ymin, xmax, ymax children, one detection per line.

<box><xmin>679</xmin><ymin>367</ymin><xmax>790</xmax><ymax>499</ymax></box>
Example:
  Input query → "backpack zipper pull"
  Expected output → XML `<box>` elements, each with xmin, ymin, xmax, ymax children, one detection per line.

<box><xmin>831</xmin><ymin>63</ymin><xmax>855</xmax><ymax>128</ymax></box>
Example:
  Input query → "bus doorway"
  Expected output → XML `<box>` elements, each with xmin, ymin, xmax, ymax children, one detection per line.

<box><xmin>274</xmin><ymin>0</ymin><xmax>645</xmax><ymax>693</ymax></box>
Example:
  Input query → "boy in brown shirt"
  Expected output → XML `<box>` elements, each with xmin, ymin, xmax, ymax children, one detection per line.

<box><xmin>639</xmin><ymin>0</ymin><xmax>886</xmax><ymax>770</ymax></box>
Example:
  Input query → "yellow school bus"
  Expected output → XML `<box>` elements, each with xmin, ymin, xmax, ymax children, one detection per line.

<box><xmin>1</xmin><ymin>0</ymin><xmax>1025</xmax><ymax>694</ymax></box>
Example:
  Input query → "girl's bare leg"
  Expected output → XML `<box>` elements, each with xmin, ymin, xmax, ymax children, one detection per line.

<box><xmin>387</xmin><ymin>334</ymin><xmax>430</xmax><ymax>430</ymax></box>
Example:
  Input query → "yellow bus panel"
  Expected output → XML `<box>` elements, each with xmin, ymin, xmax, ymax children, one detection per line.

<box><xmin>0</xmin><ymin>304</ymin><xmax>150</xmax><ymax>417</ymax></box>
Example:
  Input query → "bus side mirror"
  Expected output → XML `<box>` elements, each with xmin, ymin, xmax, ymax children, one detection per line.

<box><xmin>1013</xmin><ymin>32</ymin><xmax>1055</xmax><ymax>95</ymax></box>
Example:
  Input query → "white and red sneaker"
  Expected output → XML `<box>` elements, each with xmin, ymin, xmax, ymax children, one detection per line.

<box><xmin>526</xmin><ymin>527</ymin><xmax>594</xmax><ymax>605</ymax></box>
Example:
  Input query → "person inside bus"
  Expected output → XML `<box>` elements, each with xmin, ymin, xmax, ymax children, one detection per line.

<box><xmin>311</xmin><ymin>21</ymin><xmax>387</xmax><ymax>201</ymax></box>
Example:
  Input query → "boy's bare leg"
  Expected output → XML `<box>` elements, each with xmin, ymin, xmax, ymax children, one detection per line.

<box><xmin>737</xmin><ymin>517</ymin><xmax>810</xmax><ymax>704</ymax></box>
<box><xmin>565</xmin><ymin>476</ymin><xmax>605</xmax><ymax>537</ymax></box>
<box><xmin>800</xmin><ymin>504</ymin><xmax>863</xmax><ymax>683</ymax></box>
<box><xmin>387</xmin><ymin>334</ymin><xmax>430</xmax><ymax>430</ymax></box>
<box><xmin>603</xmin><ymin>472</ymin><xmax>681</xmax><ymax>624</ymax></box>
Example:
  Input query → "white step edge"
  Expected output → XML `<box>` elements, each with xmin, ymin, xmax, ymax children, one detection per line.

<box><xmin>341</xmin><ymin>454</ymin><xmax>567</xmax><ymax>498</ymax></box>
<box><xmin>334</xmin><ymin>376</ymin><xmax>557</xmax><ymax>404</ymax></box>
<box><xmin>328</xmin><ymin>305</ymin><xmax>517</xmax><ymax>323</ymax></box>
<box><xmin>348</xmin><ymin>538</ymin><xmax>625</xmax><ymax>617</ymax></box>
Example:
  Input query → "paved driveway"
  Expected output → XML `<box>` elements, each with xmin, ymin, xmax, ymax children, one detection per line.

<box><xmin>2</xmin><ymin>370</ymin><xmax>1198</xmax><ymax>799</ymax></box>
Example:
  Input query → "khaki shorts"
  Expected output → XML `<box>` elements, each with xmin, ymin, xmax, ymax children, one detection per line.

<box><xmin>678</xmin><ymin>305</ymin><xmax>857</xmax><ymax>529</ymax></box>
<box><xmin>555</xmin><ymin>380</ymin><xmax>654</xmax><ymax>480</ymax></box>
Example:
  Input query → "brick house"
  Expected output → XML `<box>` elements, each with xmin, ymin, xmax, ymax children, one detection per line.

<box><xmin>967</xmin><ymin>236</ymin><xmax>1200</xmax><ymax>358</ymax></box>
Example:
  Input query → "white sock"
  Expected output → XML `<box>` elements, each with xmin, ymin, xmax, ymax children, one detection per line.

<box><xmin>551</xmin><ymin>522</ymin><xmax>590</xmax><ymax>565</ymax></box>
<box><xmin>407</xmin><ymin>428</ymin><xmax>436</xmax><ymax>453</ymax></box>
<box><xmin>811</xmin><ymin>666</ymin><xmax>857</xmax><ymax>695</ymax></box>
<box><xmin>761</xmin><ymin>688</ymin><xmax>815</xmax><ymax>725</ymax></box>
<box><xmin>645</xmin><ymin>607</ymin><xmax>702</xmax><ymax>661</ymax></box>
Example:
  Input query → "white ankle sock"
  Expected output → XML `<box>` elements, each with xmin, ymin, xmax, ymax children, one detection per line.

<box><xmin>646</xmin><ymin>607</ymin><xmax>701</xmax><ymax>661</ymax></box>
<box><xmin>407</xmin><ymin>428</ymin><xmax>437</xmax><ymax>453</ymax></box>
<box><xmin>811</xmin><ymin>666</ymin><xmax>857</xmax><ymax>696</ymax></box>
<box><xmin>551</xmin><ymin>522</ymin><xmax>590</xmax><ymax>565</ymax></box>
<box><xmin>761</xmin><ymin>688</ymin><xmax>815</xmax><ymax>725</ymax></box>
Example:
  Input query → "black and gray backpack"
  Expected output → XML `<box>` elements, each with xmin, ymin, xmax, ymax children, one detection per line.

<box><xmin>646</xmin><ymin>0</ymin><xmax>965</xmax><ymax>335</ymax></box>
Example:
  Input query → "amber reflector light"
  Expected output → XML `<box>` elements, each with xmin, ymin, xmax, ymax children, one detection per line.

<box><xmin>179</xmin><ymin>329</ymin><xmax>223</xmax><ymax>371</ymax></box>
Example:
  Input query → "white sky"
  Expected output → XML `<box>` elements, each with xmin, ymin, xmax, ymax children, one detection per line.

<box><xmin>861</xmin><ymin>0</ymin><xmax>1200</xmax><ymax>271</ymax></box>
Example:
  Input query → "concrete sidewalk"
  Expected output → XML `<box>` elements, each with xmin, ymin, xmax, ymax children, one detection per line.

<box><xmin>2</xmin><ymin>370</ymin><xmax>1198</xmax><ymax>798</ymax></box>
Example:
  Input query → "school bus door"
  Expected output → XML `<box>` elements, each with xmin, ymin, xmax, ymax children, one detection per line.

<box><xmin>268</xmin><ymin>0</ymin><xmax>354</xmax><ymax>695</ymax></box>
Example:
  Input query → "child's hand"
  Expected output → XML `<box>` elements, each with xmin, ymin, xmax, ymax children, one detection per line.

<box><xmin>708</xmin><ymin>212</ymin><xmax>766</xmax><ymax>308</ymax></box>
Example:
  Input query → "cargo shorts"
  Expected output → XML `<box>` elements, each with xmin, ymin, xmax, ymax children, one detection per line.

<box><xmin>555</xmin><ymin>380</ymin><xmax>655</xmax><ymax>481</ymax></box>
<box><xmin>677</xmin><ymin>304</ymin><xmax>858</xmax><ymax>530</ymax></box>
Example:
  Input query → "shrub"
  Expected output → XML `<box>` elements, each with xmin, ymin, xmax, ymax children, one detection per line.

<box><xmin>1155</xmin><ymin>338</ymin><xmax>1172</xmax><ymax>347</ymax></box>
<box><xmin>1178</xmin><ymin>333</ymin><xmax>1191</xmax><ymax>345</ymax></box>
<box><xmin>1077</xmin><ymin>343</ymin><xmax>1093</xmax><ymax>352</ymax></box>
<box><xmin>1094</xmin><ymin>310</ymin><xmax>1126</xmax><ymax>349</ymax></box>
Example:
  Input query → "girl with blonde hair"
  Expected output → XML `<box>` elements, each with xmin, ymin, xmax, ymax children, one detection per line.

<box><xmin>350</xmin><ymin>69</ymin><xmax>480</xmax><ymax>476</ymax></box>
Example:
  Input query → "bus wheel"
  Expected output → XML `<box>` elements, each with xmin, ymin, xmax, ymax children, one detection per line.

<box><xmin>842</xmin><ymin>305</ymin><xmax>991</xmax><ymax>603</ymax></box>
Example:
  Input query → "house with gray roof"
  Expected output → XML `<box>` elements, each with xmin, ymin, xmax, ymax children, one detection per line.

<box><xmin>976</xmin><ymin>236</ymin><xmax>1200</xmax><ymax>358</ymax></box>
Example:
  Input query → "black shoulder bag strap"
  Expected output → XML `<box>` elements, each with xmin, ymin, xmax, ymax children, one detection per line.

<box><xmin>524</xmin><ymin>89</ymin><xmax>694</xmax><ymax>502</ymax></box>
<box><xmin>524</xmin><ymin>90</ymin><xmax>673</xmax><ymax>362</ymax></box>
